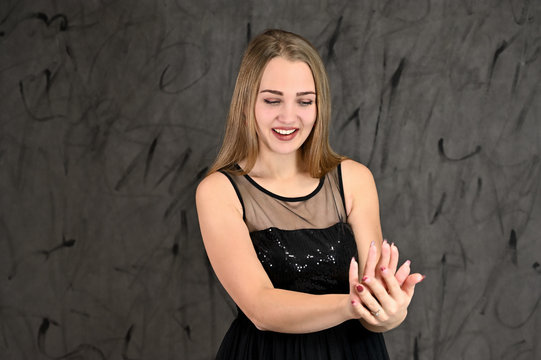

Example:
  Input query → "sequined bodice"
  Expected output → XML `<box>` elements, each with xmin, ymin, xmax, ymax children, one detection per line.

<box><xmin>251</xmin><ymin>223</ymin><xmax>356</xmax><ymax>294</ymax></box>
<box><xmin>221</xmin><ymin>164</ymin><xmax>357</xmax><ymax>294</ymax></box>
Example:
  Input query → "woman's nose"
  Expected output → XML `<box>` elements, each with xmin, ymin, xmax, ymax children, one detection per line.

<box><xmin>278</xmin><ymin>102</ymin><xmax>297</xmax><ymax>123</ymax></box>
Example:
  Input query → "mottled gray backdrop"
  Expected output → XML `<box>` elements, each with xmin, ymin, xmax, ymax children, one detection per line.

<box><xmin>1</xmin><ymin>0</ymin><xmax>540</xmax><ymax>359</ymax></box>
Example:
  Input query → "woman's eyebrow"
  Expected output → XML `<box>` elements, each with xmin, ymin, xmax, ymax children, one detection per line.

<box><xmin>260</xmin><ymin>89</ymin><xmax>316</xmax><ymax>96</ymax></box>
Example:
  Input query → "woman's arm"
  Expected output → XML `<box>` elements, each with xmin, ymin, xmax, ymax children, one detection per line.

<box><xmin>196</xmin><ymin>172</ymin><xmax>355</xmax><ymax>333</ymax></box>
<box><xmin>341</xmin><ymin>159</ymin><xmax>424</xmax><ymax>332</ymax></box>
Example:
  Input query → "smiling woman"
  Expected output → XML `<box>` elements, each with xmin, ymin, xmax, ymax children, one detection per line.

<box><xmin>196</xmin><ymin>29</ymin><xmax>424</xmax><ymax>360</ymax></box>
<box><xmin>254</xmin><ymin>58</ymin><xmax>317</xmax><ymax>158</ymax></box>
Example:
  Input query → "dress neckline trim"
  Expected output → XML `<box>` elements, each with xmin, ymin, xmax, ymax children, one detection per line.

<box><xmin>238</xmin><ymin>165</ymin><xmax>325</xmax><ymax>202</ymax></box>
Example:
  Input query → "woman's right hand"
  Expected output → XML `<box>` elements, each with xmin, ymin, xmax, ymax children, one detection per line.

<box><xmin>347</xmin><ymin>241</ymin><xmax>424</xmax><ymax>330</ymax></box>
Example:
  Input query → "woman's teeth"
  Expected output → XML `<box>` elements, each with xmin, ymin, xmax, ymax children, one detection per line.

<box><xmin>273</xmin><ymin>129</ymin><xmax>296</xmax><ymax>135</ymax></box>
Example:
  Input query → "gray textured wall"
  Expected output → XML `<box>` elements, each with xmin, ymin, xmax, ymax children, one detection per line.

<box><xmin>1</xmin><ymin>1</ymin><xmax>540</xmax><ymax>359</ymax></box>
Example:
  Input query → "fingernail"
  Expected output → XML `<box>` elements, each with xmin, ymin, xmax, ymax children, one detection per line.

<box><xmin>370</xmin><ymin>241</ymin><xmax>375</xmax><ymax>247</ymax></box>
<box><xmin>362</xmin><ymin>276</ymin><xmax>368</xmax><ymax>282</ymax></box>
<box><xmin>351</xmin><ymin>300</ymin><xmax>357</xmax><ymax>305</ymax></box>
<box><xmin>391</xmin><ymin>242</ymin><xmax>395</xmax><ymax>247</ymax></box>
<box><xmin>383</xmin><ymin>239</ymin><xmax>388</xmax><ymax>245</ymax></box>
<box><xmin>351</xmin><ymin>257</ymin><xmax>355</xmax><ymax>264</ymax></box>
<box><xmin>420</xmin><ymin>275</ymin><xmax>426</xmax><ymax>282</ymax></box>
<box><xmin>380</xmin><ymin>266</ymin><xmax>387</xmax><ymax>273</ymax></box>
<box><xmin>356</xmin><ymin>285</ymin><xmax>364</xmax><ymax>293</ymax></box>
<box><xmin>405</xmin><ymin>260</ymin><xmax>411</xmax><ymax>266</ymax></box>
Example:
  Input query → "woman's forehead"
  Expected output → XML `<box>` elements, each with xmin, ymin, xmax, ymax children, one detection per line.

<box><xmin>258</xmin><ymin>57</ymin><xmax>315</xmax><ymax>93</ymax></box>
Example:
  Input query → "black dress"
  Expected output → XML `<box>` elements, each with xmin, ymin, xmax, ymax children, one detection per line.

<box><xmin>217</xmin><ymin>164</ymin><xmax>389</xmax><ymax>360</ymax></box>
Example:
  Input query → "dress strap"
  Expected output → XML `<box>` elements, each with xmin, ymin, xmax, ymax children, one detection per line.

<box><xmin>219</xmin><ymin>170</ymin><xmax>246</xmax><ymax>221</ymax></box>
<box><xmin>337</xmin><ymin>162</ymin><xmax>347</xmax><ymax>217</ymax></box>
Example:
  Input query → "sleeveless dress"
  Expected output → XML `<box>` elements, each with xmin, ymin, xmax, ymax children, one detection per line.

<box><xmin>217</xmin><ymin>163</ymin><xmax>389</xmax><ymax>360</ymax></box>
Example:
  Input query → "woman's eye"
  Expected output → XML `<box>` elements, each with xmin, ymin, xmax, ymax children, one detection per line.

<box><xmin>264</xmin><ymin>99</ymin><xmax>280</xmax><ymax>105</ymax></box>
<box><xmin>299</xmin><ymin>100</ymin><xmax>313</xmax><ymax>106</ymax></box>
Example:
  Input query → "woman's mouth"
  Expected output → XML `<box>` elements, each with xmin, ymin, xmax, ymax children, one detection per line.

<box><xmin>272</xmin><ymin>128</ymin><xmax>298</xmax><ymax>140</ymax></box>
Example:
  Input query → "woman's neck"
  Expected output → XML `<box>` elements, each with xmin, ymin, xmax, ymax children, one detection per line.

<box><xmin>249</xmin><ymin>151</ymin><xmax>305</xmax><ymax>180</ymax></box>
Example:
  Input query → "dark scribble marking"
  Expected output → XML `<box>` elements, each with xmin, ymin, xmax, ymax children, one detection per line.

<box><xmin>326</xmin><ymin>16</ymin><xmax>343</xmax><ymax>62</ymax></box>
<box><xmin>476</xmin><ymin>177</ymin><xmax>483</xmax><ymax>196</ymax></box>
<box><xmin>163</xmin><ymin>166</ymin><xmax>207</xmax><ymax>220</ymax></box>
<box><xmin>511</xmin><ymin>62</ymin><xmax>521</xmax><ymax>93</ymax></box>
<box><xmin>430</xmin><ymin>192</ymin><xmax>446</xmax><ymax>224</ymax></box>
<box><xmin>144</xmin><ymin>136</ymin><xmax>159</xmax><ymax>183</ymax></box>
<box><xmin>37</xmin><ymin>317</ymin><xmax>59</xmax><ymax>354</ymax></box>
<box><xmin>38</xmin><ymin>235</ymin><xmax>76</xmax><ymax>260</ymax></box>
<box><xmin>59</xmin><ymin>345</ymin><xmax>106</xmax><ymax>360</ymax></box>
<box><xmin>39</xmin><ymin>319</ymin><xmax>105</xmax><ymax>358</ymax></box>
<box><xmin>30</xmin><ymin>12</ymin><xmax>68</xmax><ymax>31</ymax></box>
<box><xmin>116</xmin><ymin>138</ymin><xmax>162</xmax><ymax>191</ymax></box>
<box><xmin>431</xmin><ymin>253</ymin><xmax>447</xmax><ymax>359</ymax></box>
<box><xmin>391</xmin><ymin>57</ymin><xmax>406</xmax><ymax>90</ymax></box>
<box><xmin>366</xmin><ymin>52</ymin><xmax>386</xmax><ymax>169</ymax></box>
<box><xmin>380</xmin><ymin>57</ymin><xmax>406</xmax><ymax>171</ymax></box>
<box><xmin>510</xmin><ymin>0</ymin><xmax>532</xmax><ymax>25</ymax></box>
<box><xmin>501</xmin><ymin>340</ymin><xmax>532</xmax><ymax>360</ymax></box>
<box><xmin>438</xmin><ymin>138</ymin><xmax>482</xmax><ymax>161</ymax></box>
<box><xmin>413</xmin><ymin>333</ymin><xmax>420</xmax><ymax>360</ymax></box>
<box><xmin>514</xmin><ymin>86</ymin><xmax>538</xmax><ymax>132</ymax></box>
<box><xmin>183</xmin><ymin>324</ymin><xmax>192</xmax><ymax>340</ymax></box>
<box><xmin>19</xmin><ymin>71</ymin><xmax>60</xmax><ymax>122</ymax></box>
<box><xmin>172</xmin><ymin>210</ymin><xmax>187</xmax><ymax>257</ymax></box>
<box><xmin>487</xmin><ymin>41</ymin><xmax>508</xmax><ymax>90</ymax></box>
<box><xmin>339</xmin><ymin>107</ymin><xmax>360</xmax><ymax>132</ymax></box>
<box><xmin>159</xmin><ymin>60</ymin><xmax>210</xmax><ymax>94</ymax></box>
<box><xmin>495</xmin><ymin>290</ymin><xmax>541</xmax><ymax>329</ymax></box>
<box><xmin>121</xmin><ymin>324</ymin><xmax>135</xmax><ymax>359</ymax></box>
<box><xmin>153</xmin><ymin>148</ymin><xmax>193</xmax><ymax>192</ymax></box>
<box><xmin>508</xmin><ymin>229</ymin><xmax>517</xmax><ymax>265</ymax></box>
<box><xmin>9</xmin><ymin>235</ymin><xmax>75</xmax><ymax>279</ymax></box>
<box><xmin>168</xmin><ymin>148</ymin><xmax>192</xmax><ymax>193</ymax></box>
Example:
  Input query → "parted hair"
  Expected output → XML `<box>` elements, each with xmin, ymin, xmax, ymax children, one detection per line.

<box><xmin>208</xmin><ymin>29</ymin><xmax>344</xmax><ymax>178</ymax></box>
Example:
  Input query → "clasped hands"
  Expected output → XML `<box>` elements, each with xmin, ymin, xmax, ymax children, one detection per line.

<box><xmin>348</xmin><ymin>240</ymin><xmax>425</xmax><ymax>331</ymax></box>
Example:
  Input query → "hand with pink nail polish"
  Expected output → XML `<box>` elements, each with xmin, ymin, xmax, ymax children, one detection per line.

<box><xmin>355</xmin><ymin>239</ymin><xmax>425</xmax><ymax>331</ymax></box>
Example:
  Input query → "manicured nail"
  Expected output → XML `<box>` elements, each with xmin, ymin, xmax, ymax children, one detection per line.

<box><xmin>356</xmin><ymin>285</ymin><xmax>364</xmax><ymax>293</ymax></box>
<box><xmin>391</xmin><ymin>242</ymin><xmax>395</xmax><ymax>248</ymax></box>
<box><xmin>362</xmin><ymin>276</ymin><xmax>368</xmax><ymax>282</ymax></box>
<box><xmin>351</xmin><ymin>300</ymin><xmax>357</xmax><ymax>306</ymax></box>
<box><xmin>380</xmin><ymin>266</ymin><xmax>387</xmax><ymax>273</ymax></box>
<box><xmin>383</xmin><ymin>239</ymin><xmax>388</xmax><ymax>245</ymax></box>
<box><xmin>420</xmin><ymin>275</ymin><xmax>426</xmax><ymax>282</ymax></box>
<box><xmin>370</xmin><ymin>241</ymin><xmax>375</xmax><ymax>247</ymax></box>
<box><xmin>405</xmin><ymin>260</ymin><xmax>411</xmax><ymax>266</ymax></box>
<box><xmin>351</xmin><ymin>257</ymin><xmax>355</xmax><ymax>264</ymax></box>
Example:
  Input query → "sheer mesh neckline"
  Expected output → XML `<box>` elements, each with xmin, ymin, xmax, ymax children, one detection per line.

<box><xmin>242</xmin><ymin>173</ymin><xmax>325</xmax><ymax>202</ymax></box>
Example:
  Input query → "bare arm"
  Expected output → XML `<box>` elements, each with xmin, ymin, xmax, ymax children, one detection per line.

<box><xmin>196</xmin><ymin>172</ymin><xmax>355</xmax><ymax>333</ymax></box>
<box><xmin>341</xmin><ymin>159</ymin><xmax>424</xmax><ymax>332</ymax></box>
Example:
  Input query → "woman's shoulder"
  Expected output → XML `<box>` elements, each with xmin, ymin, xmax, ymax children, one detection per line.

<box><xmin>196</xmin><ymin>171</ymin><xmax>240</xmax><ymax>208</ymax></box>
<box><xmin>340</xmin><ymin>159</ymin><xmax>374</xmax><ymax>184</ymax></box>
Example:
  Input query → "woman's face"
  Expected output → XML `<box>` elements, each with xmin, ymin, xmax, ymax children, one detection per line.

<box><xmin>254</xmin><ymin>57</ymin><xmax>317</xmax><ymax>157</ymax></box>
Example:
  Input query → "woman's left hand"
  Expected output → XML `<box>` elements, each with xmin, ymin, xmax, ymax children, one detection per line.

<box><xmin>349</xmin><ymin>240</ymin><xmax>425</xmax><ymax>331</ymax></box>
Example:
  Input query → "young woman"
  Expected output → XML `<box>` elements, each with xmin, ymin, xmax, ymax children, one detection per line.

<box><xmin>196</xmin><ymin>29</ymin><xmax>424</xmax><ymax>359</ymax></box>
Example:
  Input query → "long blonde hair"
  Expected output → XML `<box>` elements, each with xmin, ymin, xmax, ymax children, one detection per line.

<box><xmin>208</xmin><ymin>29</ymin><xmax>344</xmax><ymax>178</ymax></box>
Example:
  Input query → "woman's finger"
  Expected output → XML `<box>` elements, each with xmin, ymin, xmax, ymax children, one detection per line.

<box><xmin>354</xmin><ymin>283</ymin><xmax>386</xmax><ymax>322</ymax></box>
<box><xmin>395</xmin><ymin>260</ymin><xmax>411</xmax><ymax>286</ymax></box>
<box><xmin>362</xmin><ymin>241</ymin><xmax>378</xmax><ymax>279</ymax></box>
<box><xmin>361</xmin><ymin>274</ymin><xmax>393</xmax><ymax>310</ymax></box>
<box><xmin>376</xmin><ymin>240</ymin><xmax>391</xmax><ymax>279</ymax></box>
<box><xmin>402</xmin><ymin>273</ymin><xmax>425</xmax><ymax>297</ymax></box>
<box><xmin>388</xmin><ymin>242</ymin><xmax>399</xmax><ymax>274</ymax></box>
<box><xmin>349</xmin><ymin>257</ymin><xmax>359</xmax><ymax>286</ymax></box>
